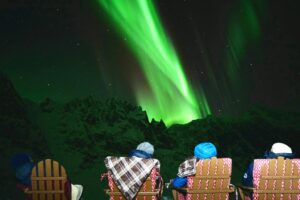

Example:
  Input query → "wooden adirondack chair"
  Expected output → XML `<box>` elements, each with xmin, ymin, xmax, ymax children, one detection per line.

<box><xmin>238</xmin><ymin>156</ymin><xmax>300</xmax><ymax>200</ymax></box>
<box><xmin>172</xmin><ymin>157</ymin><xmax>235</xmax><ymax>200</ymax></box>
<box><xmin>25</xmin><ymin>159</ymin><xmax>70</xmax><ymax>200</ymax></box>
<box><xmin>104</xmin><ymin>167</ymin><xmax>163</xmax><ymax>200</ymax></box>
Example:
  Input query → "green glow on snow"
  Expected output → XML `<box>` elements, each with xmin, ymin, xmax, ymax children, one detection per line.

<box><xmin>99</xmin><ymin>0</ymin><xmax>210</xmax><ymax>126</ymax></box>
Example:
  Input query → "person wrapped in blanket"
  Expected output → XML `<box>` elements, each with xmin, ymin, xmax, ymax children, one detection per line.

<box><xmin>129</xmin><ymin>141</ymin><xmax>162</xmax><ymax>190</ymax></box>
<box><xmin>11</xmin><ymin>153</ymin><xmax>83</xmax><ymax>200</ymax></box>
<box><xmin>242</xmin><ymin>142</ymin><xmax>295</xmax><ymax>187</ymax></box>
<box><xmin>171</xmin><ymin>142</ymin><xmax>217</xmax><ymax>188</ymax></box>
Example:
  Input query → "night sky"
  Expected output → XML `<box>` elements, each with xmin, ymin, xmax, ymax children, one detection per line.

<box><xmin>1</xmin><ymin>0</ymin><xmax>300</xmax><ymax>119</ymax></box>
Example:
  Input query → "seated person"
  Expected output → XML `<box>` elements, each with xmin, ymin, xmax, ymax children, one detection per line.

<box><xmin>129</xmin><ymin>141</ymin><xmax>162</xmax><ymax>187</ymax></box>
<box><xmin>104</xmin><ymin>142</ymin><xmax>161</xmax><ymax>199</ymax></box>
<box><xmin>11</xmin><ymin>153</ymin><xmax>83</xmax><ymax>200</ymax></box>
<box><xmin>242</xmin><ymin>142</ymin><xmax>295</xmax><ymax>187</ymax></box>
<box><xmin>171</xmin><ymin>142</ymin><xmax>217</xmax><ymax>188</ymax></box>
<box><xmin>129</xmin><ymin>141</ymin><xmax>154</xmax><ymax>159</ymax></box>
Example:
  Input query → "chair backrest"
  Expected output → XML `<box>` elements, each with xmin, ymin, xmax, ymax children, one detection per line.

<box><xmin>106</xmin><ymin>167</ymin><xmax>161</xmax><ymax>200</ymax></box>
<box><xmin>180</xmin><ymin>157</ymin><xmax>233</xmax><ymax>200</ymax></box>
<box><xmin>25</xmin><ymin>159</ymin><xmax>68</xmax><ymax>200</ymax></box>
<box><xmin>252</xmin><ymin>157</ymin><xmax>300</xmax><ymax>200</ymax></box>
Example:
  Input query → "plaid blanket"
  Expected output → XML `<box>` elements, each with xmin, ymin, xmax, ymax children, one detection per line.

<box><xmin>177</xmin><ymin>157</ymin><xmax>197</xmax><ymax>177</ymax></box>
<box><xmin>104</xmin><ymin>156</ymin><xmax>160</xmax><ymax>200</ymax></box>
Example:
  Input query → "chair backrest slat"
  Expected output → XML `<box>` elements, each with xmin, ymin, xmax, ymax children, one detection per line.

<box><xmin>222</xmin><ymin>158</ymin><xmax>231</xmax><ymax>200</ymax></box>
<box><xmin>284</xmin><ymin>159</ymin><xmax>292</xmax><ymax>200</ymax></box>
<box><xmin>52</xmin><ymin>160</ymin><xmax>62</xmax><ymax>200</ymax></box>
<box><xmin>292</xmin><ymin>159</ymin><xmax>299</xmax><ymax>200</ymax></box>
<box><xmin>268</xmin><ymin>159</ymin><xmax>276</xmax><ymax>200</ymax></box>
<box><xmin>45</xmin><ymin>159</ymin><xmax>54</xmax><ymax>200</ymax></box>
<box><xmin>31</xmin><ymin>165</ymin><xmax>38</xmax><ymax>200</ymax></box>
<box><xmin>60</xmin><ymin>163</ymin><xmax>67</xmax><ymax>200</ymax></box>
<box><xmin>206</xmin><ymin>157</ymin><xmax>217</xmax><ymax>199</ymax></box>
<box><xmin>275</xmin><ymin>157</ymin><xmax>284</xmax><ymax>199</ymax></box>
<box><xmin>216</xmin><ymin>158</ymin><xmax>224</xmax><ymax>199</ymax></box>
<box><xmin>37</xmin><ymin>160</ymin><xmax>46</xmax><ymax>200</ymax></box>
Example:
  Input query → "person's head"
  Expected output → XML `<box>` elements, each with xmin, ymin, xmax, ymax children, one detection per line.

<box><xmin>11</xmin><ymin>153</ymin><xmax>33</xmax><ymax>170</ymax></box>
<box><xmin>194</xmin><ymin>142</ymin><xmax>217</xmax><ymax>159</ymax></box>
<box><xmin>271</xmin><ymin>142</ymin><xmax>292</xmax><ymax>154</ymax></box>
<box><xmin>264</xmin><ymin>142</ymin><xmax>294</xmax><ymax>159</ymax></box>
<box><xmin>136</xmin><ymin>142</ymin><xmax>154</xmax><ymax>157</ymax></box>
<box><xmin>11</xmin><ymin>153</ymin><xmax>34</xmax><ymax>185</ymax></box>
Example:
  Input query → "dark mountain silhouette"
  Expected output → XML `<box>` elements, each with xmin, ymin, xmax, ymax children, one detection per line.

<box><xmin>0</xmin><ymin>72</ymin><xmax>26</xmax><ymax>118</ymax></box>
<box><xmin>1</xmin><ymin>73</ymin><xmax>299</xmax><ymax>199</ymax></box>
<box><xmin>0</xmin><ymin>72</ymin><xmax>50</xmax><ymax>199</ymax></box>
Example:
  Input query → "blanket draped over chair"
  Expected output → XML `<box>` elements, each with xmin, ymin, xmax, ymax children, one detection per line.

<box><xmin>177</xmin><ymin>157</ymin><xmax>197</xmax><ymax>177</ymax></box>
<box><xmin>104</xmin><ymin>156</ymin><xmax>160</xmax><ymax>200</ymax></box>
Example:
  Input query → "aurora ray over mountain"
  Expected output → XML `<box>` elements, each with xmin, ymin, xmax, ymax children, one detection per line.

<box><xmin>99</xmin><ymin>0</ymin><xmax>211</xmax><ymax>126</ymax></box>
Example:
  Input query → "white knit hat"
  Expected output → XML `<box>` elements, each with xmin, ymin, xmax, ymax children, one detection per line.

<box><xmin>271</xmin><ymin>142</ymin><xmax>292</xmax><ymax>154</ymax></box>
<box><xmin>136</xmin><ymin>142</ymin><xmax>154</xmax><ymax>155</ymax></box>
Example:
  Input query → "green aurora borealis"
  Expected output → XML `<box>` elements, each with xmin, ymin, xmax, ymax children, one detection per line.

<box><xmin>225</xmin><ymin>0</ymin><xmax>262</xmax><ymax>100</ymax></box>
<box><xmin>1</xmin><ymin>0</ymin><xmax>299</xmax><ymax>127</ymax></box>
<box><xmin>99</xmin><ymin>0</ymin><xmax>211</xmax><ymax>126</ymax></box>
